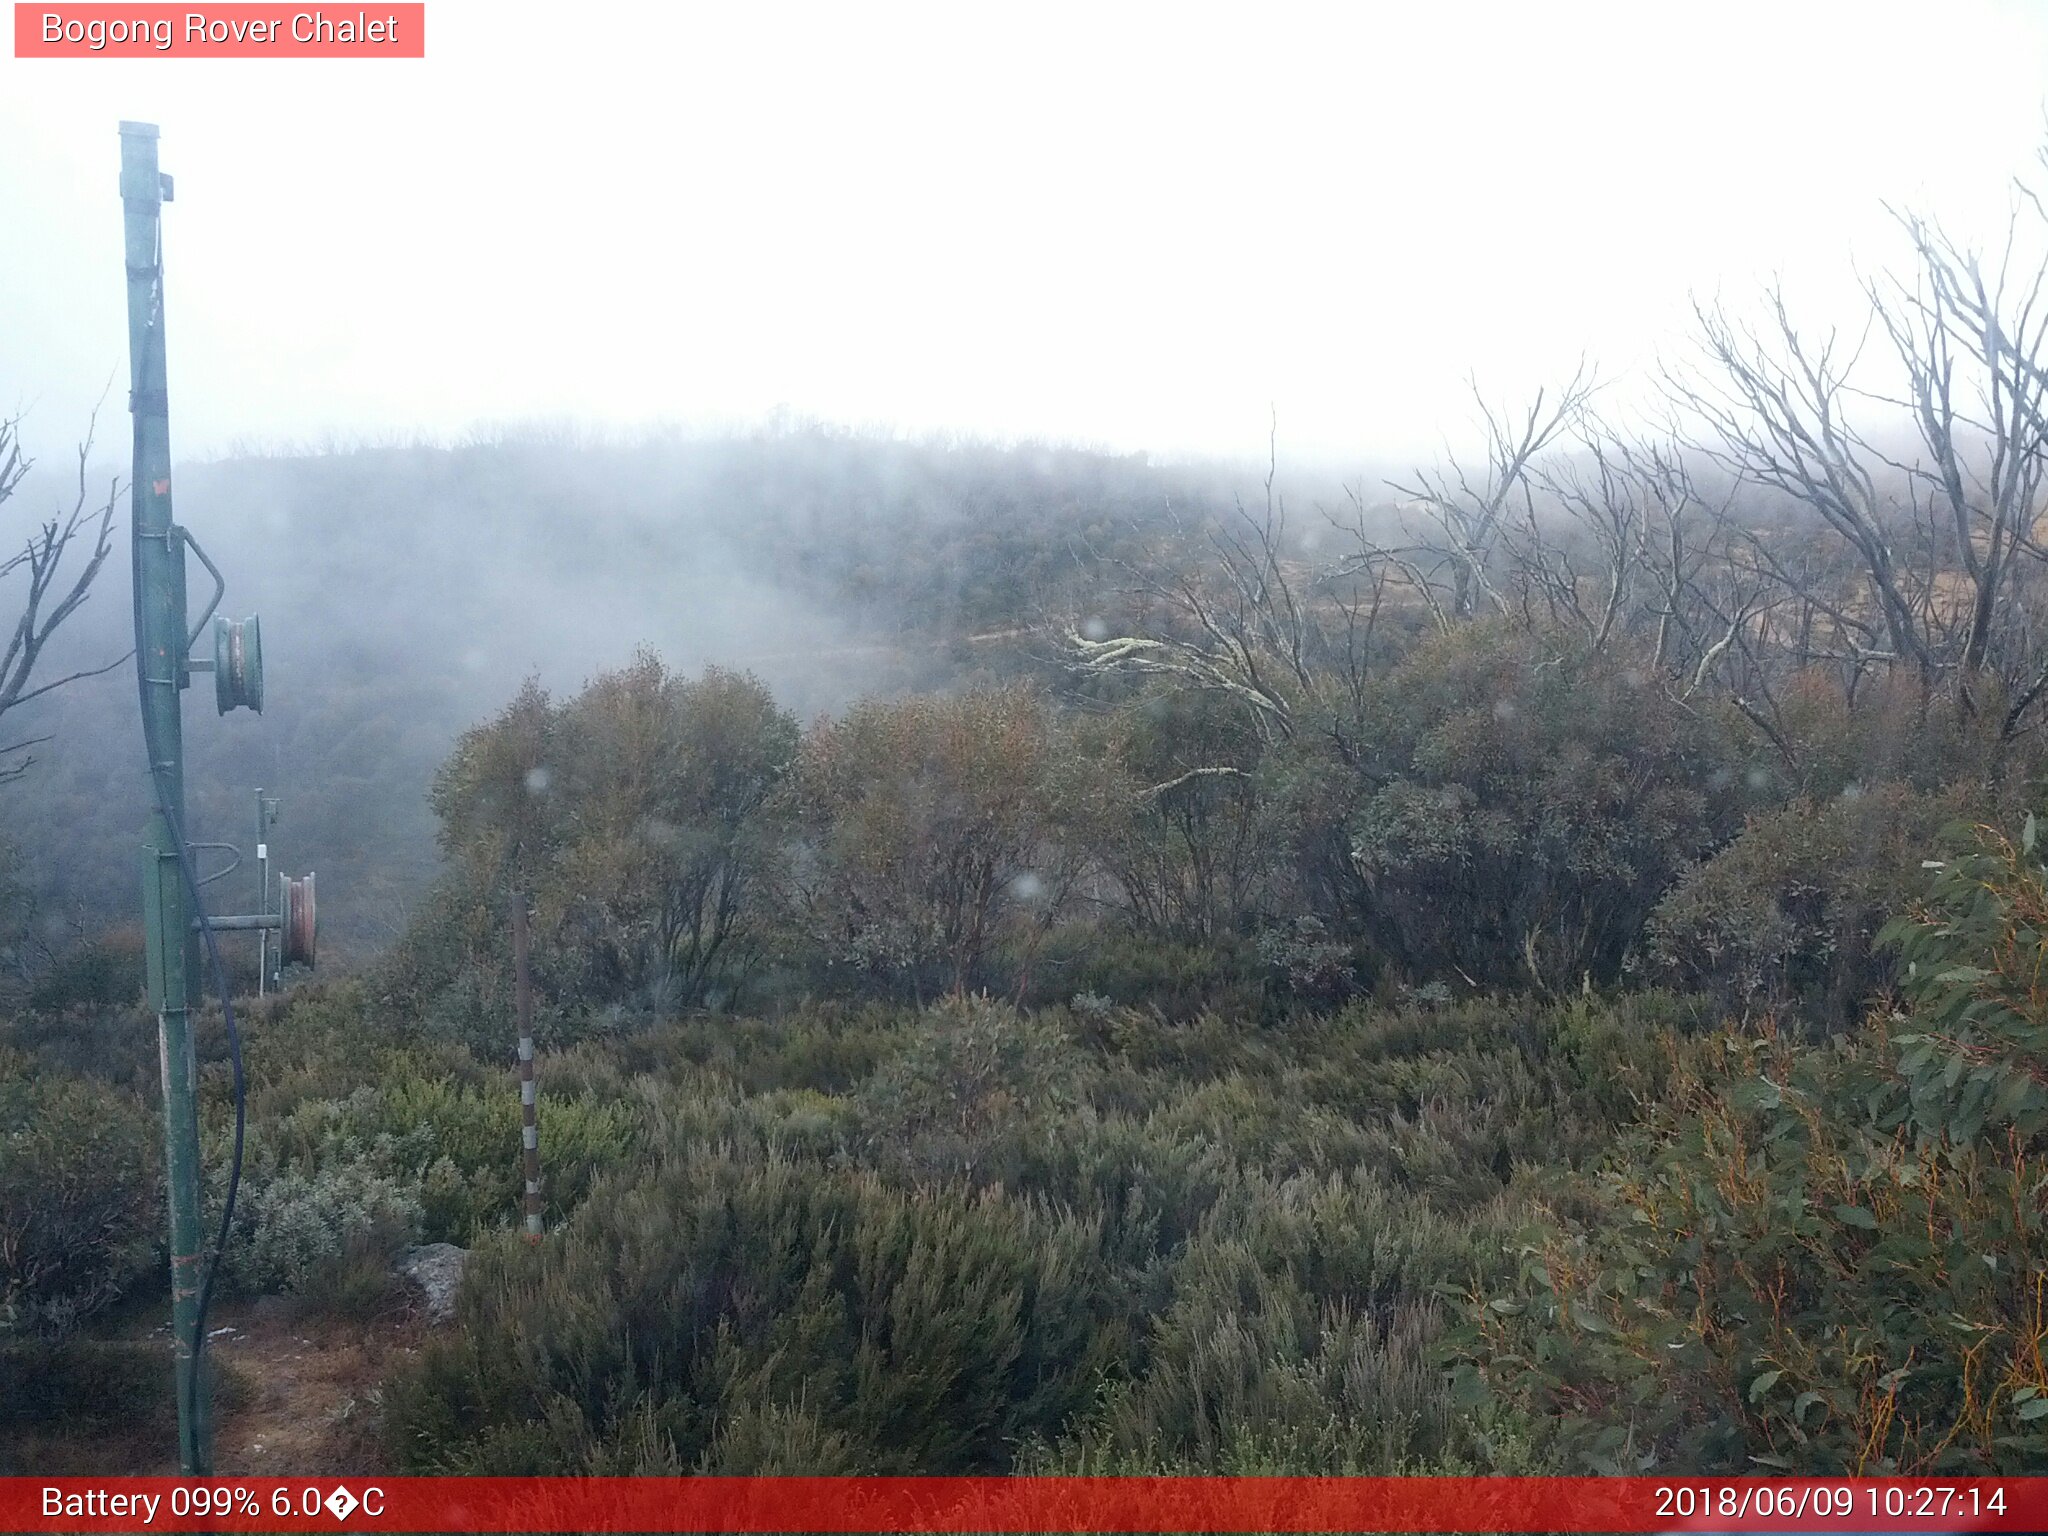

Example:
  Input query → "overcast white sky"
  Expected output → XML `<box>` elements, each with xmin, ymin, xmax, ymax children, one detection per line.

<box><xmin>4</xmin><ymin>0</ymin><xmax>2048</xmax><ymax>469</ymax></box>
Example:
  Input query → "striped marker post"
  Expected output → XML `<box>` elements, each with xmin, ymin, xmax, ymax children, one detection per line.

<box><xmin>511</xmin><ymin>890</ymin><xmax>542</xmax><ymax>1242</ymax></box>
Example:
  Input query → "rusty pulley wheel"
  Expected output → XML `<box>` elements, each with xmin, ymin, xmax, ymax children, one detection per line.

<box><xmin>214</xmin><ymin>614</ymin><xmax>263</xmax><ymax>715</ymax></box>
<box><xmin>279</xmin><ymin>871</ymin><xmax>315</xmax><ymax>967</ymax></box>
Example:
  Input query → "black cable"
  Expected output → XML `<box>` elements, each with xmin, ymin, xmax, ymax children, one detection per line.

<box><xmin>130</xmin><ymin>222</ymin><xmax>246</xmax><ymax>1457</ymax></box>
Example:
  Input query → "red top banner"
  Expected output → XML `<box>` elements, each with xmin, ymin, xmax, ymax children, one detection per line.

<box><xmin>2</xmin><ymin>1477</ymin><xmax>2043</xmax><ymax>1533</ymax></box>
<box><xmin>13</xmin><ymin>4</ymin><xmax>423</xmax><ymax>57</ymax></box>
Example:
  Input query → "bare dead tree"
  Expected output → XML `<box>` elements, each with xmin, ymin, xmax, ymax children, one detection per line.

<box><xmin>1856</xmin><ymin>176</ymin><xmax>2048</xmax><ymax>734</ymax></box>
<box><xmin>1071</xmin><ymin>147</ymin><xmax>2048</xmax><ymax>776</ymax></box>
<box><xmin>1520</xmin><ymin>426</ymin><xmax>1649</xmax><ymax>651</ymax></box>
<box><xmin>0</xmin><ymin>412</ymin><xmax>125</xmax><ymax>783</ymax></box>
<box><xmin>1669</xmin><ymin>161</ymin><xmax>2048</xmax><ymax>739</ymax></box>
<box><xmin>1067</xmin><ymin>378</ymin><xmax>1611</xmax><ymax>762</ymax></box>
<box><xmin>1064</xmin><ymin>423</ymin><xmax>1386</xmax><ymax>751</ymax></box>
<box><xmin>1609</xmin><ymin>436</ymin><xmax>1763</xmax><ymax>685</ymax></box>
<box><xmin>1063</xmin><ymin>508</ymin><xmax>1307</xmax><ymax>744</ymax></box>
<box><xmin>1384</xmin><ymin>363</ymin><xmax>1597</xmax><ymax>622</ymax></box>
<box><xmin>1667</xmin><ymin>290</ymin><xmax>1942</xmax><ymax>687</ymax></box>
<box><xmin>1872</xmin><ymin>202</ymin><xmax>2048</xmax><ymax>718</ymax></box>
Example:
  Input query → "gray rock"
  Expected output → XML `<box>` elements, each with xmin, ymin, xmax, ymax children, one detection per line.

<box><xmin>397</xmin><ymin>1242</ymin><xmax>468</xmax><ymax>1324</ymax></box>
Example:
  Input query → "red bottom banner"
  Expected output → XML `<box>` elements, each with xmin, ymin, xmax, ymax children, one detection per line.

<box><xmin>3</xmin><ymin>1476</ymin><xmax>2043</xmax><ymax>1534</ymax></box>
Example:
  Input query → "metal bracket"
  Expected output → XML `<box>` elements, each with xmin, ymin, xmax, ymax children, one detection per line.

<box><xmin>181</xmin><ymin>527</ymin><xmax>225</xmax><ymax>653</ymax></box>
<box><xmin>188</xmin><ymin>840</ymin><xmax>241</xmax><ymax>888</ymax></box>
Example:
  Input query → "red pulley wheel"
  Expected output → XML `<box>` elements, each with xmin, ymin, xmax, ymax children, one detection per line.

<box><xmin>280</xmin><ymin>872</ymin><xmax>316</xmax><ymax>967</ymax></box>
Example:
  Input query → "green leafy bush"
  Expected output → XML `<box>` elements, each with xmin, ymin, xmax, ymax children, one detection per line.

<box><xmin>854</xmin><ymin>996</ymin><xmax>1090</xmax><ymax>1186</ymax></box>
<box><xmin>1742</xmin><ymin>670</ymin><xmax>2014</xmax><ymax>801</ymax></box>
<box><xmin>360</xmin><ymin>1070</ymin><xmax>640</xmax><ymax>1241</ymax></box>
<box><xmin>1035</xmin><ymin>1167</ymin><xmax>1526</xmax><ymax>1474</ymax></box>
<box><xmin>1459</xmin><ymin>1029</ymin><xmax>2048</xmax><ymax>1473</ymax></box>
<box><xmin>1880</xmin><ymin>815</ymin><xmax>2048</xmax><ymax>1145</ymax></box>
<box><xmin>26</xmin><ymin>926</ymin><xmax>145</xmax><ymax>1015</ymax></box>
<box><xmin>1456</xmin><ymin>818</ymin><xmax>2048</xmax><ymax>1474</ymax></box>
<box><xmin>0</xmin><ymin>1339</ymin><xmax>177</xmax><ymax>1458</ymax></box>
<box><xmin>1302</xmin><ymin>624</ymin><xmax>1743</xmax><ymax>989</ymax></box>
<box><xmin>1047</xmin><ymin>1275</ymin><xmax>1451</xmax><ymax>1473</ymax></box>
<box><xmin>246</xmin><ymin>1048</ymin><xmax>641</xmax><ymax>1244</ymax></box>
<box><xmin>219</xmin><ymin>1158</ymin><xmax>422</xmax><ymax>1297</ymax></box>
<box><xmin>0</xmin><ymin>1000</ymin><xmax>157</xmax><ymax>1095</ymax></box>
<box><xmin>611</xmin><ymin>1002</ymin><xmax>900</xmax><ymax>1096</ymax></box>
<box><xmin>537</xmin><ymin>659</ymin><xmax>798</xmax><ymax>1011</ymax></box>
<box><xmin>1030</xmin><ymin>929</ymin><xmax>1269</xmax><ymax>1022</ymax></box>
<box><xmin>383</xmin><ymin>1151</ymin><xmax>1129</xmax><ymax>1473</ymax></box>
<box><xmin>404</xmin><ymin>658</ymin><xmax>798</xmax><ymax>1024</ymax></box>
<box><xmin>0</xmin><ymin>1059</ymin><xmax>160</xmax><ymax>1336</ymax></box>
<box><xmin>1077</xmin><ymin>692</ymin><xmax>1280</xmax><ymax>944</ymax></box>
<box><xmin>779</xmin><ymin>684</ymin><xmax>1095</xmax><ymax>996</ymax></box>
<box><xmin>1649</xmin><ymin>785</ymin><xmax>1966</xmax><ymax>1025</ymax></box>
<box><xmin>1277</xmin><ymin>995</ymin><xmax>1693</xmax><ymax>1207</ymax></box>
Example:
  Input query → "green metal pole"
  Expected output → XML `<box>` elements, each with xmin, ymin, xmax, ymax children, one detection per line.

<box><xmin>120</xmin><ymin>119</ymin><xmax>210</xmax><ymax>1477</ymax></box>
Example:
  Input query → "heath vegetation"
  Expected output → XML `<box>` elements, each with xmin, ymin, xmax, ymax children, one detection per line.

<box><xmin>8</xmin><ymin>153</ymin><xmax>2048</xmax><ymax>1476</ymax></box>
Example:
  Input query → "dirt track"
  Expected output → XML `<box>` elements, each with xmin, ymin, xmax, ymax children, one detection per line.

<box><xmin>18</xmin><ymin>1300</ymin><xmax>418</xmax><ymax>1476</ymax></box>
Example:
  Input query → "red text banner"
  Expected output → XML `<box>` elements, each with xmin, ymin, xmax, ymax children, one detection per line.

<box><xmin>3</xmin><ymin>1477</ymin><xmax>2045</xmax><ymax>1533</ymax></box>
<box><xmin>13</xmin><ymin>5</ymin><xmax>424</xmax><ymax>57</ymax></box>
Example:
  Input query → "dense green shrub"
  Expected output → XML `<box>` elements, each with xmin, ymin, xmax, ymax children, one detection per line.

<box><xmin>1077</xmin><ymin>692</ymin><xmax>1280</xmax><ymax>944</ymax></box>
<box><xmin>1028</xmin><ymin>928</ymin><xmax>1270</xmax><ymax>1022</ymax></box>
<box><xmin>1048</xmin><ymin>1278</ymin><xmax>1451</xmax><ymax>1473</ymax></box>
<box><xmin>0</xmin><ymin>1000</ymin><xmax>157</xmax><ymax>1094</ymax></box>
<box><xmin>1292</xmin><ymin>624</ymin><xmax>1746</xmax><ymax>989</ymax></box>
<box><xmin>1032</xmin><ymin>1167</ymin><xmax>1528</xmax><ymax>1474</ymax></box>
<box><xmin>779</xmin><ymin>683</ymin><xmax>1099</xmax><ymax>996</ymax></box>
<box><xmin>240</xmin><ymin>1048</ymin><xmax>641</xmax><ymax>1245</ymax></box>
<box><xmin>1069</xmin><ymin>1001</ymin><xmax>1279</xmax><ymax>1085</ymax></box>
<box><xmin>608</xmin><ymin>1002</ymin><xmax>900</xmax><ymax>1097</ymax></box>
<box><xmin>405</xmin><ymin>658</ymin><xmax>798</xmax><ymax>1024</ymax></box>
<box><xmin>0</xmin><ymin>1057</ymin><xmax>161</xmax><ymax>1336</ymax></box>
<box><xmin>383</xmin><ymin>1151</ymin><xmax>1130</xmax><ymax>1472</ymax></box>
<box><xmin>1164</xmin><ymin>996</ymin><xmax>1697</xmax><ymax>1209</ymax></box>
<box><xmin>1742</xmin><ymin>670</ymin><xmax>2020</xmax><ymax>800</ymax></box>
<box><xmin>1195</xmin><ymin>1165</ymin><xmax>1525</xmax><ymax>1312</ymax></box>
<box><xmin>1457</xmin><ymin>820</ymin><xmax>2048</xmax><ymax>1473</ymax></box>
<box><xmin>1257</xmin><ymin>916</ymin><xmax>1368</xmax><ymax>1007</ymax></box>
<box><xmin>1648</xmin><ymin>785</ymin><xmax>1968</xmax><ymax>1025</ymax></box>
<box><xmin>1007</xmin><ymin>1105</ymin><xmax>1238</xmax><ymax>1273</ymax></box>
<box><xmin>1459</xmin><ymin>1028</ymin><xmax>2048</xmax><ymax>1473</ymax></box>
<box><xmin>234</xmin><ymin>981</ymin><xmax>398</xmax><ymax>1105</ymax></box>
<box><xmin>26</xmin><ymin>926</ymin><xmax>145</xmax><ymax>1014</ymax></box>
<box><xmin>0</xmin><ymin>1339</ymin><xmax>178</xmax><ymax>1455</ymax></box>
<box><xmin>537</xmin><ymin>659</ymin><xmax>798</xmax><ymax>1010</ymax></box>
<box><xmin>360</xmin><ymin>1069</ymin><xmax>640</xmax><ymax>1241</ymax></box>
<box><xmin>219</xmin><ymin>1157</ymin><xmax>422</xmax><ymax>1297</ymax></box>
<box><xmin>626</xmin><ymin>1066</ymin><xmax>861</xmax><ymax>1167</ymax></box>
<box><xmin>853</xmin><ymin>996</ymin><xmax>1090</xmax><ymax>1186</ymax></box>
<box><xmin>1879</xmin><ymin>815</ymin><xmax>2048</xmax><ymax>1148</ymax></box>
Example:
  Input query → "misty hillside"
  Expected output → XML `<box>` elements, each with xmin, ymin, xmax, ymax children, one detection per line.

<box><xmin>2</xmin><ymin>426</ymin><xmax>1308</xmax><ymax>956</ymax></box>
<box><xmin>10</xmin><ymin>387</ymin><xmax>2048</xmax><ymax>1478</ymax></box>
<box><xmin>12</xmin><ymin>6</ymin><xmax>2048</xmax><ymax>1482</ymax></box>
